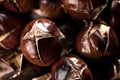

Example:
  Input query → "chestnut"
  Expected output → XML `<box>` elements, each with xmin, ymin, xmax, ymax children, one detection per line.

<box><xmin>20</xmin><ymin>18</ymin><xmax>65</xmax><ymax>66</ymax></box>
<box><xmin>52</xmin><ymin>54</ymin><xmax>93</xmax><ymax>80</ymax></box>
<box><xmin>109</xmin><ymin>0</ymin><xmax>120</xmax><ymax>40</ymax></box>
<box><xmin>0</xmin><ymin>0</ymin><xmax>35</xmax><ymax>13</ymax></box>
<box><xmin>0</xmin><ymin>11</ymin><xmax>23</xmax><ymax>50</ymax></box>
<box><xmin>31</xmin><ymin>0</ymin><xmax>65</xmax><ymax>21</ymax></box>
<box><xmin>76</xmin><ymin>19</ymin><xmax>119</xmax><ymax>59</ymax></box>
<box><xmin>109</xmin><ymin>0</ymin><xmax>120</xmax><ymax>57</ymax></box>
<box><xmin>61</xmin><ymin>0</ymin><xmax>108</xmax><ymax>21</ymax></box>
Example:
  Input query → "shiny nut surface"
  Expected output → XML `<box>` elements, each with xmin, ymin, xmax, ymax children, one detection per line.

<box><xmin>52</xmin><ymin>54</ymin><xmax>93</xmax><ymax>80</ymax></box>
<box><xmin>76</xmin><ymin>20</ymin><xmax>119</xmax><ymax>59</ymax></box>
<box><xmin>20</xmin><ymin>18</ymin><xmax>65</xmax><ymax>66</ymax></box>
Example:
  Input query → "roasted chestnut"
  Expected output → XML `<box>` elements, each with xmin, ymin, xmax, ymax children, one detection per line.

<box><xmin>0</xmin><ymin>11</ymin><xmax>23</xmax><ymax>50</ymax></box>
<box><xmin>76</xmin><ymin>19</ymin><xmax>119</xmax><ymax>59</ymax></box>
<box><xmin>20</xmin><ymin>18</ymin><xmax>65</xmax><ymax>66</ymax></box>
<box><xmin>0</xmin><ymin>0</ymin><xmax>35</xmax><ymax>13</ymax></box>
<box><xmin>31</xmin><ymin>0</ymin><xmax>65</xmax><ymax>21</ymax></box>
<box><xmin>52</xmin><ymin>54</ymin><xmax>93</xmax><ymax>80</ymax></box>
<box><xmin>109</xmin><ymin>0</ymin><xmax>120</xmax><ymax>39</ymax></box>
<box><xmin>61</xmin><ymin>0</ymin><xmax>108</xmax><ymax>21</ymax></box>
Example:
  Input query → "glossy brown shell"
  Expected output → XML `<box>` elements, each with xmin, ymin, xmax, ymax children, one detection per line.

<box><xmin>0</xmin><ymin>11</ymin><xmax>23</xmax><ymax>50</ymax></box>
<box><xmin>52</xmin><ymin>54</ymin><xmax>93</xmax><ymax>80</ymax></box>
<box><xmin>20</xmin><ymin>18</ymin><xmax>64</xmax><ymax>66</ymax></box>
<box><xmin>0</xmin><ymin>0</ymin><xmax>35</xmax><ymax>13</ymax></box>
<box><xmin>61</xmin><ymin>0</ymin><xmax>108</xmax><ymax>20</ymax></box>
<box><xmin>76</xmin><ymin>21</ymin><xmax>119</xmax><ymax>59</ymax></box>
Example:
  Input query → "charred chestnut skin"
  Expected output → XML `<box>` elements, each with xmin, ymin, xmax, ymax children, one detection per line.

<box><xmin>0</xmin><ymin>11</ymin><xmax>23</xmax><ymax>50</ymax></box>
<box><xmin>76</xmin><ymin>20</ymin><xmax>119</xmax><ymax>59</ymax></box>
<box><xmin>52</xmin><ymin>54</ymin><xmax>93</xmax><ymax>80</ymax></box>
<box><xmin>0</xmin><ymin>0</ymin><xmax>35</xmax><ymax>13</ymax></box>
<box><xmin>61</xmin><ymin>0</ymin><xmax>108</xmax><ymax>21</ymax></box>
<box><xmin>20</xmin><ymin>18</ymin><xmax>64</xmax><ymax>66</ymax></box>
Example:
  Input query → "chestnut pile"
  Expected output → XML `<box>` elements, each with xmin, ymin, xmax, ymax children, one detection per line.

<box><xmin>0</xmin><ymin>0</ymin><xmax>120</xmax><ymax>80</ymax></box>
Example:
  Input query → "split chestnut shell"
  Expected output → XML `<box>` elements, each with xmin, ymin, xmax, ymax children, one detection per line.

<box><xmin>76</xmin><ymin>20</ymin><xmax>119</xmax><ymax>59</ymax></box>
<box><xmin>52</xmin><ymin>54</ymin><xmax>93</xmax><ymax>80</ymax></box>
<box><xmin>20</xmin><ymin>18</ymin><xmax>65</xmax><ymax>66</ymax></box>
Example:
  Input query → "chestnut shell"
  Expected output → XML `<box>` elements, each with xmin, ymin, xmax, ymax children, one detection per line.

<box><xmin>76</xmin><ymin>21</ymin><xmax>119</xmax><ymax>59</ymax></box>
<box><xmin>61</xmin><ymin>0</ymin><xmax>91</xmax><ymax>21</ymax></box>
<box><xmin>0</xmin><ymin>11</ymin><xmax>23</xmax><ymax>50</ymax></box>
<box><xmin>0</xmin><ymin>0</ymin><xmax>35</xmax><ymax>13</ymax></box>
<box><xmin>52</xmin><ymin>54</ymin><xmax>93</xmax><ymax>80</ymax></box>
<box><xmin>20</xmin><ymin>18</ymin><xmax>64</xmax><ymax>66</ymax></box>
<box><xmin>109</xmin><ymin>0</ymin><xmax>120</xmax><ymax>40</ymax></box>
<box><xmin>31</xmin><ymin>0</ymin><xmax>65</xmax><ymax>20</ymax></box>
<box><xmin>61</xmin><ymin>0</ymin><xmax>108</xmax><ymax>21</ymax></box>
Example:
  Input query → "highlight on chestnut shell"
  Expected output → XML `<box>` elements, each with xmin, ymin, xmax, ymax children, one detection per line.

<box><xmin>20</xmin><ymin>18</ymin><xmax>65</xmax><ymax>66</ymax></box>
<box><xmin>51</xmin><ymin>54</ymin><xmax>93</xmax><ymax>80</ymax></box>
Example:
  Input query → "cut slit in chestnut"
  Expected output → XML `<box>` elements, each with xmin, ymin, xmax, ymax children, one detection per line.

<box><xmin>63</xmin><ymin>57</ymin><xmax>87</xmax><ymax>80</ymax></box>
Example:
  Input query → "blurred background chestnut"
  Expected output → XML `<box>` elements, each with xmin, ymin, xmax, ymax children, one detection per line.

<box><xmin>61</xmin><ymin>0</ymin><xmax>108</xmax><ymax>21</ymax></box>
<box><xmin>20</xmin><ymin>18</ymin><xmax>65</xmax><ymax>66</ymax></box>
<box><xmin>0</xmin><ymin>11</ymin><xmax>23</xmax><ymax>51</ymax></box>
<box><xmin>108</xmin><ymin>0</ymin><xmax>120</xmax><ymax>58</ymax></box>
<box><xmin>109</xmin><ymin>0</ymin><xmax>120</xmax><ymax>38</ymax></box>
<box><xmin>0</xmin><ymin>0</ymin><xmax>35</xmax><ymax>13</ymax></box>
<box><xmin>31</xmin><ymin>0</ymin><xmax>65</xmax><ymax>22</ymax></box>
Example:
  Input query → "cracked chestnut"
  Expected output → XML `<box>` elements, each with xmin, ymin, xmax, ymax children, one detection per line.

<box><xmin>76</xmin><ymin>19</ymin><xmax>119</xmax><ymax>59</ymax></box>
<box><xmin>0</xmin><ymin>11</ymin><xmax>23</xmax><ymax>50</ymax></box>
<box><xmin>52</xmin><ymin>54</ymin><xmax>93</xmax><ymax>80</ymax></box>
<box><xmin>20</xmin><ymin>18</ymin><xmax>65</xmax><ymax>66</ymax></box>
